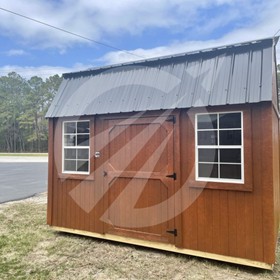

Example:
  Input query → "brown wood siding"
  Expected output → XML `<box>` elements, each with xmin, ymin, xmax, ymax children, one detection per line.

<box><xmin>50</xmin><ymin>117</ymin><xmax>104</xmax><ymax>234</ymax></box>
<box><xmin>260</xmin><ymin>104</ymin><xmax>275</xmax><ymax>264</ymax></box>
<box><xmin>47</xmin><ymin>119</ymin><xmax>54</xmax><ymax>225</ymax></box>
<box><xmin>48</xmin><ymin>103</ymin><xmax>278</xmax><ymax>266</ymax></box>
<box><xmin>181</xmin><ymin>103</ymin><xmax>276</xmax><ymax>264</ymax></box>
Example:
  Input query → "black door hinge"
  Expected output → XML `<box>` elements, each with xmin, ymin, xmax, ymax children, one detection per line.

<box><xmin>166</xmin><ymin>173</ymin><xmax>177</xmax><ymax>180</ymax></box>
<box><xmin>166</xmin><ymin>116</ymin><xmax>176</xmax><ymax>124</ymax></box>
<box><xmin>166</xmin><ymin>229</ymin><xmax>177</xmax><ymax>236</ymax></box>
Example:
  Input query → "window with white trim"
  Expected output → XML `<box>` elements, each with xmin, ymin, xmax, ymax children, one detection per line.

<box><xmin>196</xmin><ymin>112</ymin><xmax>243</xmax><ymax>183</ymax></box>
<box><xmin>63</xmin><ymin>121</ymin><xmax>90</xmax><ymax>174</ymax></box>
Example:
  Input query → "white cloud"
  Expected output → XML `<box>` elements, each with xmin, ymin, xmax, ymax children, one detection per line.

<box><xmin>98</xmin><ymin>0</ymin><xmax>280</xmax><ymax>65</ymax></box>
<box><xmin>5</xmin><ymin>49</ymin><xmax>28</xmax><ymax>56</ymax></box>
<box><xmin>0</xmin><ymin>63</ymin><xmax>92</xmax><ymax>80</ymax></box>
<box><xmin>0</xmin><ymin>0</ymin><xmax>280</xmax><ymax>79</ymax></box>
<box><xmin>0</xmin><ymin>0</ymin><xmax>272</xmax><ymax>50</ymax></box>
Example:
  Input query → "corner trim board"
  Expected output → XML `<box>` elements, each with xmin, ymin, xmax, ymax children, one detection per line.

<box><xmin>50</xmin><ymin>226</ymin><xmax>273</xmax><ymax>270</ymax></box>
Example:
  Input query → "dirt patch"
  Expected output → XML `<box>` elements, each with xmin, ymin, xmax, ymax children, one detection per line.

<box><xmin>0</xmin><ymin>194</ymin><xmax>279</xmax><ymax>279</ymax></box>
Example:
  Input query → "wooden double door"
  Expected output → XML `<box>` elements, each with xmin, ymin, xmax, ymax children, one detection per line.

<box><xmin>98</xmin><ymin>115</ymin><xmax>179</xmax><ymax>244</ymax></box>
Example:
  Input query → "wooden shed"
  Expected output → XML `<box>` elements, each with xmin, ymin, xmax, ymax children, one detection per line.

<box><xmin>46</xmin><ymin>37</ymin><xmax>280</xmax><ymax>269</ymax></box>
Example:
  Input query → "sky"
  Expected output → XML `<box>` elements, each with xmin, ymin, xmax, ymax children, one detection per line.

<box><xmin>0</xmin><ymin>0</ymin><xmax>280</xmax><ymax>79</ymax></box>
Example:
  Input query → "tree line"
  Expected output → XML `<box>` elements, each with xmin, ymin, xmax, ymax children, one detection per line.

<box><xmin>0</xmin><ymin>72</ymin><xmax>62</xmax><ymax>153</ymax></box>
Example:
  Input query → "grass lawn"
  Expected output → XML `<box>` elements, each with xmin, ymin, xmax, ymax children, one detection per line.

<box><xmin>0</xmin><ymin>195</ymin><xmax>279</xmax><ymax>280</ymax></box>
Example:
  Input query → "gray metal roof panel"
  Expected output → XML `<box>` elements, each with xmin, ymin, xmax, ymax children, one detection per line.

<box><xmin>261</xmin><ymin>46</ymin><xmax>273</xmax><ymax>101</ymax></box>
<box><xmin>228</xmin><ymin>52</ymin><xmax>249</xmax><ymax>105</ymax></box>
<box><xmin>209</xmin><ymin>54</ymin><xmax>229</xmax><ymax>106</ymax></box>
<box><xmin>46</xmin><ymin>37</ymin><xmax>278</xmax><ymax>118</ymax></box>
<box><xmin>247</xmin><ymin>49</ymin><xmax>262</xmax><ymax>103</ymax></box>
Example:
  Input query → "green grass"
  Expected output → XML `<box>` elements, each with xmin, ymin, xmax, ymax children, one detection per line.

<box><xmin>0</xmin><ymin>198</ymin><xmax>279</xmax><ymax>280</ymax></box>
<box><xmin>0</xmin><ymin>203</ymin><xmax>51</xmax><ymax>279</ymax></box>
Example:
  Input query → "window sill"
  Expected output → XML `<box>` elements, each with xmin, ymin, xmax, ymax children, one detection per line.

<box><xmin>188</xmin><ymin>179</ymin><xmax>252</xmax><ymax>192</ymax></box>
<box><xmin>58</xmin><ymin>173</ymin><xmax>94</xmax><ymax>181</ymax></box>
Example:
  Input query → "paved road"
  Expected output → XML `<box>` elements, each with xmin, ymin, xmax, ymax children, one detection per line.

<box><xmin>0</xmin><ymin>157</ymin><xmax>48</xmax><ymax>203</ymax></box>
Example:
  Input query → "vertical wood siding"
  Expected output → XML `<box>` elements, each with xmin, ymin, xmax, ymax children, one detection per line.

<box><xmin>48</xmin><ymin>103</ymin><xmax>279</xmax><ymax>265</ymax></box>
<box><xmin>181</xmin><ymin>103</ymin><xmax>276</xmax><ymax>264</ymax></box>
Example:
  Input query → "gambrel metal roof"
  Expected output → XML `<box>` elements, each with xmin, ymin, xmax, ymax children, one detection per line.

<box><xmin>46</xmin><ymin>37</ymin><xmax>279</xmax><ymax>118</ymax></box>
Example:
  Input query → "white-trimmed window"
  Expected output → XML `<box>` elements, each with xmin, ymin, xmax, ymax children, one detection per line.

<box><xmin>195</xmin><ymin>112</ymin><xmax>243</xmax><ymax>183</ymax></box>
<box><xmin>63</xmin><ymin>121</ymin><xmax>90</xmax><ymax>174</ymax></box>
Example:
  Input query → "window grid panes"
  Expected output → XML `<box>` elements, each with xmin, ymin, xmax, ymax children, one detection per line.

<box><xmin>196</xmin><ymin>112</ymin><xmax>243</xmax><ymax>182</ymax></box>
<box><xmin>63</xmin><ymin>121</ymin><xmax>90</xmax><ymax>174</ymax></box>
